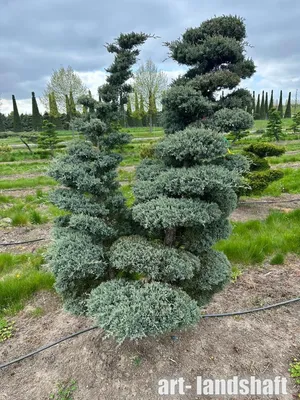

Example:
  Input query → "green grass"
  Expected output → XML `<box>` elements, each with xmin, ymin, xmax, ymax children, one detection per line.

<box><xmin>267</xmin><ymin>153</ymin><xmax>300</xmax><ymax>164</ymax></box>
<box><xmin>0</xmin><ymin>250</ymin><xmax>55</xmax><ymax>317</ymax></box>
<box><xmin>260</xmin><ymin>168</ymin><xmax>300</xmax><ymax>196</ymax></box>
<box><xmin>0</xmin><ymin>253</ymin><xmax>44</xmax><ymax>276</ymax></box>
<box><xmin>120</xmin><ymin>184</ymin><xmax>135</xmax><ymax>207</ymax></box>
<box><xmin>0</xmin><ymin>270</ymin><xmax>54</xmax><ymax>316</ymax></box>
<box><xmin>0</xmin><ymin>161</ymin><xmax>49</xmax><ymax>175</ymax></box>
<box><xmin>0</xmin><ymin>176</ymin><xmax>56</xmax><ymax>190</ymax></box>
<box><xmin>0</xmin><ymin>191</ymin><xmax>64</xmax><ymax>225</ymax></box>
<box><xmin>0</xmin><ymin>150</ymin><xmax>51</xmax><ymax>162</ymax></box>
<box><xmin>253</xmin><ymin>118</ymin><xmax>293</xmax><ymax>130</ymax></box>
<box><xmin>216</xmin><ymin>209</ymin><xmax>300</xmax><ymax>264</ymax></box>
<box><xmin>118</xmin><ymin>169</ymin><xmax>135</xmax><ymax>183</ymax></box>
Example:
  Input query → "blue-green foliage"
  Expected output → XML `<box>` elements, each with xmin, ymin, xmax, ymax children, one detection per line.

<box><xmin>88</xmin><ymin>280</ymin><xmax>200</xmax><ymax>342</ymax></box>
<box><xmin>87</xmin><ymin>126</ymin><xmax>247</xmax><ymax>340</ymax></box>
<box><xmin>48</xmin><ymin>32</ymin><xmax>150</xmax><ymax>314</ymax></box>
<box><xmin>162</xmin><ymin>16</ymin><xmax>255</xmax><ymax>133</ymax></box>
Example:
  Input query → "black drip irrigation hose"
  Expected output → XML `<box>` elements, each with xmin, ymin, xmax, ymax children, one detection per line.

<box><xmin>239</xmin><ymin>198</ymin><xmax>300</xmax><ymax>205</ymax></box>
<box><xmin>0</xmin><ymin>238</ymin><xmax>46</xmax><ymax>246</ymax></box>
<box><xmin>0</xmin><ymin>297</ymin><xmax>299</xmax><ymax>370</ymax></box>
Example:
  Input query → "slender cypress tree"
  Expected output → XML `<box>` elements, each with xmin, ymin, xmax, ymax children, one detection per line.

<box><xmin>0</xmin><ymin>114</ymin><xmax>5</xmax><ymax>132</ymax></box>
<box><xmin>260</xmin><ymin>91</ymin><xmax>265</xmax><ymax>119</ymax></box>
<box><xmin>269</xmin><ymin>90</ymin><xmax>274</xmax><ymax>110</ymax></box>
<box><xmin>126</xmin><ymin>96</ymin><xmax>133</xmax><ymax>127</ymax></box>
<box><xmin>139</xmin><ymin>94</ymin><xmax>147</xmax><ymax>127</ymax></box>
<box><xmin>278</xmin><ymin>90</ymin><xmax>283</xmax><ymax>117</ymax></box>
<box><xmin>284</xmin><ymin>92</ymin><xmax>292</xmax><ymax>118</ymax></box>
<box><xmin>32</xmin><ymin>92</ymin><xmax>42</xmax><ymax>131</ymax></box>
<box><xmin>252</xmin><ymin>91</ymin><xmax>256</xmax><ymax>115</ymax></box>
<box><xmin>65</xmin><ymin>94</ymin><xmax>71</xmax><ymax>121</ymax></box>
<box><xmin>255</xmin><ymin>94</ymin><xmax>261</xmax><ymax>120</ymax></box>
<box><xmin>12</xmin><ymin>95</ymin><xmax>22</xmax><ymax>132</ymax></box>
<box><xmin>51</xmin><ymin>92</ymin><xmax>60</xmax><ymax>117</ymax></box>
<box><xmin>69</xmin><ymin>90</ymin><xmax>77</xmax><ymax>117</ymax></box>
<box><xmin>264</xmin><ymin>92</ymin><xmax>269</xmax><ymax>119</ymax></box>
<box><xmin>132</xmin><ymin>91</ymin><xmax>141</xmax><ymax>126</ymax></box>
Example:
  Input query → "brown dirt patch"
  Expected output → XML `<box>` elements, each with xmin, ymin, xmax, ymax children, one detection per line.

<box><xmin>0</xmin><ymin>173</ymin><xmax>44</xmax><ymax>181</ymax></box>
<box><xmin>0</xmin><ymin>187</ymin><xmax>53</xmax><ymax>198</ymax></box>
<box><xmin>231</xmin><ymin>194</ymin><xmax>300</xmax><ymax>222</ymax></box>
<box><xmin>0</xmin><ymin>262</ymin><xmax>299</xmax><ymax>400</ymax></box>
<box><xmin>272</xmin><ymin>162</ymin><xmax>300</xmax><ymax>169</ymax></box>
<box><xmin>0</xmin><ymin>224</ymin><xmax>52</xmax><ymax>253</ymax></box>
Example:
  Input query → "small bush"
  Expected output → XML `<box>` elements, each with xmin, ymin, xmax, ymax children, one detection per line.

<box><xmin>243</xmin><ymin>151</ymin><xmax>270</xmax><ymax>171</ymax></box>
<box><xmin>140</xmin><ymin>142</ymin><xmax>156</xmax><ymax>159</ymax></box>
<box><xmin>270</xmin><ymin>253</ymin><xmax>285</xmax><ymax>265</ymax></box>
<box><xmin>0</xmin><ymin>144</ymin><xmax>12</xmax><ymax>153</ymax></box>
<box><xmin>244</xmin><ymin>143</ymin><xmax>285</xmax><ymax>158</ymax></box>
<box><xmin>11</xmin><ymin>212</ymin><xmax>29</xmax><ymax>226</ymax></box>
<box><xmin>246</xmin><ymin>170</ymin><xmax>284</xmax><ymax>194</ymax></box>
<box><xmin>29</xmin><ymin>210</ymin><xmax>43</xmax><ymax>224</ymax></box>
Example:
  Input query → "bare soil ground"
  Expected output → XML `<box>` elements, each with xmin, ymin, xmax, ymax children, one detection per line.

<box><xmin>0</xmin><ymin>260</ymin><xmax>299</xmax><ymax>400</ymax></box>
<box><xmin>0</xmin><ymin>224</ymin><xmax>52</xmax><ymax>253</ymax></box>
<box><xmin>231</xmin><ymin>194</ymin><xmax>300</xmax><ymax>222</ymax></box>
<box><xmin>0</xmin><ymin>173</ymin><xmax>45</xmax><ymax>181</ymax></box>
<box><xmin>0</xmin><ymin>187</ymin><xmax>53</xmax><ymax>198</ymax></box>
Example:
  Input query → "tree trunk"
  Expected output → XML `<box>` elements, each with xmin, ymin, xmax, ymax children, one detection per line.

<box><xmin>149</xmin><ymin>114</ymin><xmax>153</xmax><ymax>133</ymax></box>
<box><xmin>19</xmin><ymin>136</ymin><xmax>33</xmax><ymax>153</ymax></box>
<box><xmin>164</xmin><ymin>227</ymin><xmax>176</xmax><ymax>247</ymax></box>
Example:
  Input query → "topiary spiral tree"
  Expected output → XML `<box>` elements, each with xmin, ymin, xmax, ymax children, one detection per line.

<box><xmin>161</xmin><ymin>15</ymin><xmax>255</xmax><ymax>133</ymax></box>
<box><xmin>48</xmin><ymin>32</ymin><xmax>151</xmax><ymax>314</ymax></box>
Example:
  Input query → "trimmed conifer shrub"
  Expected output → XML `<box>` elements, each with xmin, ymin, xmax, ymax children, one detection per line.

<box><xmin>241</xmin><ymin>142</ymin><xmax>285</xmax><ymax>195</ymax></box>
<box><xmin>48</xmin><ymin>32</ymin><xmax>151</xmax><ymax>316</ymax></box>
<box><xmin>161</xmin><ymin>15</ymin><xmax>255</xmax><ymax>133</ymax></box>
<box><xmin>87</xmin><ymin>126</ymin><xmax>249</xmax><ymax>342</ymax></box>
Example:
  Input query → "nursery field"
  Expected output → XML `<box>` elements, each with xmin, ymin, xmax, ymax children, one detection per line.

<box><xmin>0</xmin><ymin>123</ymin><xmax>300</xmax><ymax>399</ymax></box>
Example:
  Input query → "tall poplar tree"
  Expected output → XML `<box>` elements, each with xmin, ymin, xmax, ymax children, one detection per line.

<box><xmin>255</xmin><ymin>94</ymin><xmax>261</xmax><ymax>120</ymax></box>
<box><xmin>126</xmin><ymin>96</ymin><xmax>133</xmax><ymax>127</ymax></box>
<box><xmin>278</xmin><ymin>90</ymin><xmax>283</xmax><ymax>117</ymax></box>
<box><xmin>284</xmin><ymin>92</ymin><xmax>292</xmax><ymax>118</ymax></box>
<box><xmin>269</xmin><ymin>90</ymin><xmax>274</xmax><ymax>110</ymax></box>
<box><xmin>260</xmin><ymin>91</ymin><xmax>265</xmax><ymax>119</ymax></box>
<box><xmin>32</xmin><ymin>92</ymin><xmax>42</xmax><ymax>131</ymax></box>
<box><xmin>264</xmin><ymin>92</ymin><xmax>269</xmax><ymax>119</ymax></box>
<box><xmin>12</xmin><ymin>95</ymin><xmax>22</xmax><ymax>132</ymax></box>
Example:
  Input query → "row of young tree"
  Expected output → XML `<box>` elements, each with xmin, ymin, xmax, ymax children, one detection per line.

<box><xmin>248</xmin><ymin>90</ymin><xmax>294</xmax><ymax>120</ymax></box>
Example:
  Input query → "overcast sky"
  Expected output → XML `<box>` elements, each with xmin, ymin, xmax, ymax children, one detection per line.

<box><xmin>1</xmin><ymin>0</ymin><xmax>300</xmax><ymax>114</ymax></box>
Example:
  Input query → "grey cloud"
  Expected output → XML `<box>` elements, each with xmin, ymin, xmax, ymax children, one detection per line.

<box><xmin>0</xmin><ymin>0</ymin><xmax>300</xmax><ymax>100</ymax></box>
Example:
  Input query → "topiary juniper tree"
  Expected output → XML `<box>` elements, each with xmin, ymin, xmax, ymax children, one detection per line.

<box><xmin>161</xmin><ymin>15</ymin><xmax>255</xmax><ymax>134</ymax></box>
<box><xmin>48</xmin><ymin>32</ymin><xmax>151</xmax><ymax>314</ymax></box>
<box><xmin>87</xmin><ymin>126</ymin><xmax>250</xmax><ymax>342</ymax></box>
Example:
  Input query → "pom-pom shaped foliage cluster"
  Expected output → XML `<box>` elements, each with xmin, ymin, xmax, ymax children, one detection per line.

<box><xmin>162</xmin><ymin>15</ymin><xmax>255</xmax><ymax>133</ymax></box>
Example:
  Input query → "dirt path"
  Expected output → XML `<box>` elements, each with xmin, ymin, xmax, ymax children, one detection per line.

<box><xmin>231</xmin><ymin>193</ymin><xmax>300</xmax><ymax>222</ymax></box>
<box><xmin>272</xmin><ymin>162</ymin><xmax>300</xmax><ymax>169</ymax></box>
<box><xmin>0</xmin><ymin>173</ymin><xmax>45</xmax><ymax>181</ymax></box>
<box><xmin>0</xmin><ymin>260</ymin><xmax>299</xmax><ymax>400</ymax></box>
<box><xmin>0</xmin><ymin>186</ymin><xmax>53</xmax><ymax>198</ymax></box>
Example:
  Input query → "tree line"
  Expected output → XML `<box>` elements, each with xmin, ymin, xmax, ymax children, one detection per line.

<box><xmin>248</xmin><ymin>90</ymin><xmax>294</xmax><ymax>120</ymax></box>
